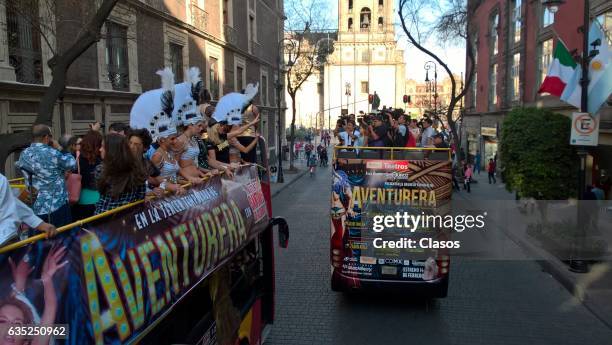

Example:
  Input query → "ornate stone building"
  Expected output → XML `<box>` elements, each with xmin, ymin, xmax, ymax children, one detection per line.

<box><xmin>0</xmin><ymin>0</ymin><xmax>286</xmax><ymax>175</ymax></box>
<box><xmin>324</xmin><ymin>0</ymin><xmax>406</xmax><ymax>118</ymax></box>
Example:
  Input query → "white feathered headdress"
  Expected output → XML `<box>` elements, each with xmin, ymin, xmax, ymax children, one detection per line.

<box><xmin>212</xmin><ymin>82</ymin><xmax>259</xmax><ymax>125</ymax></box>
<box><xmin>177</xmin><ymin>67</ymin><xmax>204</xmax><ymax>126</ymax></box>
<box><xmin>148</xmin><ymin>68</ymin><xmax>177</xmax><ymax>140</ymax></box>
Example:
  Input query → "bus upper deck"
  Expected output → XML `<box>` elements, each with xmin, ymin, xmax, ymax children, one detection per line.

<box><xmin>0</xmin><ymin>138</ymin><xmax>288</xmax><ymax>345</ymax></box>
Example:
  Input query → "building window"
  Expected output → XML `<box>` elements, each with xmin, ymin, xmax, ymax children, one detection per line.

<box><xmin>538</xmin><ymin>39</ymin><xmax>553</xmax><ymax>88</ymax></box>
<box><xmin>6</xmin><ymin>0</ymin><xmax>43</xmax><ymax>84</ymax></box>
<box><xmin>236</xmin><ymin>65</ymin><xmax>244</xmax><ymax>91</ymax></box>
<box><xmin>511</xmin><ymin>0</ymin><xmax>521</xmax><ymax>43</ymax></box>
<box><xmin>223</xmin><ymin>0</ymin><xmax>233</xmax><ymax>26</ymax></box>
<box><xmin>360</xmin><ymin>7</ymin><xmax>371</xmax><ymax>30</ymax></box>
<box><xmin>209</xmin><ymin>57</ymin><xmax>219</xmax><ymax>100</ymax></box>
<box><xmin>361</xmin><ymin>81</ymin><xmax>369</xmax><ymax>93</ymax></box>
<box><xmin>169</xmin><ymin>43</ymin><xmax>183</xmax><ymax>81</ymax></box>
<box><xmin>349</xmin><ymin>0</ymin><xmax>353</xmax><ymax>11</ymax></box>
<box><xmin>472</xmin><ymin>72</ymin><xmax>477</xmax><ymax>109</ymax></box>
<box><xmin>249</xmin><ymin>15</ymin><xmax>256</xmax><ymax>43</ymax></box>
<box><xmin>361</xmin><ymin>50</ymin><xmax>370</xmax><ymax>63</ymax></box>
<box><xmin>489</xmin><ymin>64</ymin><xmax>497</xmax><ymax>107</ymax></box>
<box><xmin>510</xmin><ymin>53</ymin><xmax>520</xmax><ymax>101</ymax></box>
<box><xmin>378</xmin><ymin>17</ymin><xmax>383</xmax><ymax>30</ymax></box>
<box><xmin>261</xmin><ymin>74</ymin><xmax>268</xmax><ymax>105</ymax></box>
<box><xmin>542</xmin><ymin>7</ymin><xmax>554</xmax><ymax>27</ymax></box>
<box><xmin>105</xmin><ymin>22</ymin><xmax>129</xmax><ymax>91</ymax></box>
<box><xmin>596</xmin><ymin>11</ymin><xmax>612</xmax><ymax>45</ymax></box>
<box><xmin>378</xmin><ymin>0</ymin><xmax>383</xmax><ymax>6</ymax></box>
<box><xmin>348</xmin><ymin>18</ymin><xmax>353</xmax><ymax>31</ymax></box>
<box><xmin>490</xmin><ymin>13</ymin><xmax>499</xmax><ymax>56</ymax></box>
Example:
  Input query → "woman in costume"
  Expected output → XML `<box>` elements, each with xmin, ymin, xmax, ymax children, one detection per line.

<box><xmin>331</xmin><ymin>170</ymin><xmax>354</xmax><ymax>250</ymax></box>
<box><xmin>176</xmin><ymin>67</ymin><xmax>215</xmax><ymax>182</ymax></box>
<box><xmin>148</xmin><ymin>68</ymin><xmax>186</xmax><ymax>194</ymax></box>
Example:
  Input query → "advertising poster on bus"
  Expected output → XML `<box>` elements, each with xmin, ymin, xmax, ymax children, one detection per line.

<box><xmin>331</xmin><ymin>155</ymin><xmax>452</xmax><ymax>287</ymax></box>
<box><xmin>0</xmin><ymin>166</ymin><xmax>268</xmax><ymax>345</ymax></box>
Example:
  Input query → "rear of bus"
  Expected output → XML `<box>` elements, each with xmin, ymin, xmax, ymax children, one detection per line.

<box><xmin>330</xmin><ymin>146</ymin><xmax>452</xmax><ymax>297</ymax></box>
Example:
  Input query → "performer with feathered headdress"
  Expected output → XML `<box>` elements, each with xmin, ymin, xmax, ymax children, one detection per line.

<box><xmin>174</xmin><ymin>67</ymin><xmax>215</xmax><ymax>184</ymax></box>
<box><xmin>148</xmin><ymin>68</ymin><xmax>186</xmax><ymax>195</ymax></box>
<box><xmin>206</xmin><ymin>83</ymin><xmax>262</xmax><ymax>169</ymax></box>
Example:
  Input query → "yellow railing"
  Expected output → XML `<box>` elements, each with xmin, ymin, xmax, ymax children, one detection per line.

<box><xmin>0</xmin><ymin>170</ymin><xmax>234</xmax><ymax>255</ymax></box>
<box><xmin>333</xmin><ymin>146</ymin><xmax>452</xmax><ymax>161</ymax></box>
<box><xmin>9</xmin><ymin>177</ymin><xmax>25</xmax><ymax>184</ymax></box>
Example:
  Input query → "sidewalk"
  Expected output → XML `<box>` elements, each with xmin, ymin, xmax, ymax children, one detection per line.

<box><xmin>270</xmin><ymin>157</ymin><xmax>309</xmax><ymax>198</ymax></box>
<box><xmin>456</xmin><ymin>174</ymin><xmax>612</xmax><ymax>330</ymax></box>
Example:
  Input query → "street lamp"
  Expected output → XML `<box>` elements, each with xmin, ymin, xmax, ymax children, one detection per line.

<box><xmin>424</xmin><ymin>60</ymin><xmax>438</xmax><ymax>120</ymax></box>
<box><xmin>345</xmin><ymin>82</ymin><xmax>352</xmax><ymax>114</ymax></box>
<box><xmin>541</xmin><ymin>0</ymin><xmax>597</xmax><ymax>273</ymax></box>
<box><xmin>275</xmin><ymin>38</ymin><xmax>297</xmax><ymax>183</ymax></box>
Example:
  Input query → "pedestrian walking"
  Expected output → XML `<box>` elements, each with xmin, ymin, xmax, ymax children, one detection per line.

<box><xmin>451</xmin><ymin>156</ymin><xmax>460</xmax><ymax>192</ymax></box>
<box><xmin>308</xmin><ymin>154</ymin><xmax>317</xmax><ymax>177</ymax></box>
<box><xmin>305</xmin><ymin>142</ymin><xmax>313</xmax><ymax>162</ymax></box>
<box><xmin>475</xmin><ymin>150</ymin><xmax>481</xmax><ymax>175</ymax></box>
<box><xmin>463</xmin><ymin>163</ymin><xmax>473</xmax><ymax>193</ymax></box>
<box><xmin>487</xmin><ymin>159</ymin><xmax>497</xmax><ymax>184</ymax></box>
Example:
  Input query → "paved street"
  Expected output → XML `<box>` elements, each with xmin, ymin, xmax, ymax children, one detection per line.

<box><xmin>267</xmin><ymin>162</ymin><xmax>612</xmax><ymax>345</ymax></box>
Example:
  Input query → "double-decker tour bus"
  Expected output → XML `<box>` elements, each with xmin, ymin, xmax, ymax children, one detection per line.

<box><xmin>331</xmin><ymin>146</ymin><xmax>452</xmax><ymax>297</ymax></box>
<box><xmin>0</xmin><ymin>137</ymin><xmax>288</xmax><ymax>345</ymax></box>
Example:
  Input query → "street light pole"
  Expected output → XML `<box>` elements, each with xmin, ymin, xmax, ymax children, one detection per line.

<box><xmin>275</xmin><ymin>38</ymin><xmax>297</xmax><ymax>183</ymax></box>
<box><xmin>345</xmin><ymin>82</ymin><xmax>351</xmax><ymax>114</ymax></box>
<box><xmin>541</xmin><ymin>0</ymin><xmax>595</xmax><ymax>273</ymax></box>
<box><xmin>424</xmin><ymin>60</ymin><xmax>438</xmax><ymax>120</ymax></box>
<box><xmin>275</xmin><ymin>64</ymin><xmax>285</xmax><ymax>183</ymax></box>
<box><xmin>573</xmin><ymin>0</ymin><xmax>591</xmax><ymax>273</ymax></box>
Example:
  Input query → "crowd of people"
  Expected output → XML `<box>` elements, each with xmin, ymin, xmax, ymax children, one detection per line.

<box><xmin>332</xmin><ymin>108</ymin><xmax>452</xmax><ymax>150</ymax></box>
<box><xmin>1</xmin><ymin>81</ymin><xmax>263</xmax><ymax>245</ymax></box>
<box><xmin>330</xmin><ymin>107</ymin><xmax>501</xmax><ymax>194</ymax></box>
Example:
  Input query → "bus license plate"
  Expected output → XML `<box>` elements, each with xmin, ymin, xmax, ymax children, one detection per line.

<box><xmin>381</xmin><ymin>266</ymin><xmax>397</xmax><ymax>276</ymax></box>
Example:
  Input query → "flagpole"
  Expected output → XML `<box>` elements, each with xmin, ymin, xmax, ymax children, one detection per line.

<box><xmin>570</xmin><ymin>0</ymin><xmax>590</xmax><ymax>273</ymax></box>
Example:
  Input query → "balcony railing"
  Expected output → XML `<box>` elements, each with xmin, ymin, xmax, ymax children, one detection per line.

<box><xmin>191</xmin><ymin>3</ymin><xmax>208</xmax><ymax>32</ymax></box>
<box><xmin>224</xmin><ymin>25</ymin><xmax>238</xmax><ymax>46</ymax></box>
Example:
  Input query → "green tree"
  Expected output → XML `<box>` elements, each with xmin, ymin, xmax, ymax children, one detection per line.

<box><xmin>501</xmin><ymin>107</ymin><xmax>578</xmax><ymax>200</ymax></box>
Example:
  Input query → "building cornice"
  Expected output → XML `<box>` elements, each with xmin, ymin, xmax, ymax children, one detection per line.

<box><xmin>0</xmin><ymin>81</ymin><xmax>139</xmax><ymax>99</ymax></box>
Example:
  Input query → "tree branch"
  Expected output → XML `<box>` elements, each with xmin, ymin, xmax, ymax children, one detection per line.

<box><xmin>37</xmin><ymin>0</ymin><xmax>119</xmax><ymax>123</ymax></box>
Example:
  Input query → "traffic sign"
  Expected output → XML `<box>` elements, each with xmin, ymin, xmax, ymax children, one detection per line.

<box><xmin>570</xmin><ymin>112</ymin><xmax>599</xmax><ymax>146</ymax></box>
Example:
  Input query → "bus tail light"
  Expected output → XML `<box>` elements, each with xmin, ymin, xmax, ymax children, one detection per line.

<box><xmin>331</xmin><ymin>229</ymin><xmax>344</xmax><ymax>267</ymax></box>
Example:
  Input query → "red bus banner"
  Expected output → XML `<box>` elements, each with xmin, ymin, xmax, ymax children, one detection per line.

<box><xmin>0</xmin><ymin>166</ymin><xmax>269</xmax><ymax>345</ymax></box>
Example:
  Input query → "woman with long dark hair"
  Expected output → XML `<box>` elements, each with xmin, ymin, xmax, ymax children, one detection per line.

<box><xmin>73</xmin><ymin>130</ymin><xmax>103</xmax><ymax>220</ymax></box>
<box><xmin>95</xmin><ymin>134</ymin><xmax>147</xmax><ymax>214</ymax></box>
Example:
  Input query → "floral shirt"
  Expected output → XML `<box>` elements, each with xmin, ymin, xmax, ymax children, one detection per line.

<box><xmin>16</xmin><ymin>143</ymin><xmax>76</xmax><ymax>215</ymax></box>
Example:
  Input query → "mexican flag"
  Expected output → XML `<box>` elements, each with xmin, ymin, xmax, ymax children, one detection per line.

<box><xmin>538</xmin><ymin>40</ymin><xmax>580</xmax><ymax>107</ymax></box>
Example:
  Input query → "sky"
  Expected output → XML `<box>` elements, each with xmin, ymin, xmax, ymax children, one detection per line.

<box><xmin>307</xmin><ymin>0</ymin><xmax>467</xmax><ymax>81</ymax></box>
